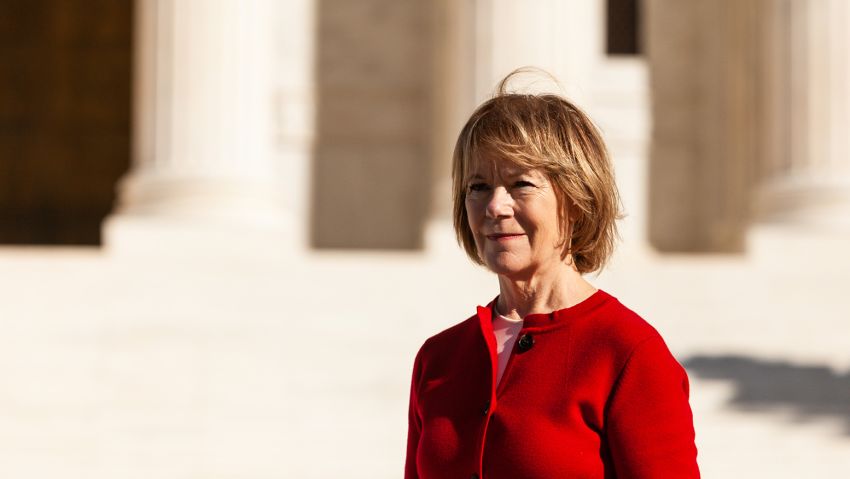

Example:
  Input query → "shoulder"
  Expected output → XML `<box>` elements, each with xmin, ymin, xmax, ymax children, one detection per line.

<box><xmin>579</xmin><ymin>291</ymin><xmax>663</xmax><ymax>356</ymax></box>
<box><xmin>415</xmin><ymin>313</ymin><xmax>481</xmax><ymax>363</ymax></box>
<box><xmin>565</xmin><ymin>290</ymin><xmax>686</xmax><ymax>387</ymax></box>
<box><xmin>409</xmin><ymin>309</ymin><xmax>490</xmax><ymax>391</ymax></box>
<box><xmin>586</xmin><ymin>293</ymin><xmax>688</xmax><ymax>394</ymax></box>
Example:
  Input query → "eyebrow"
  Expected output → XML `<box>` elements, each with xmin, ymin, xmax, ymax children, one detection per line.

<box><xmin>466</xmin><ymin>169</ymin><xmax>533</xmax><ymax>181</ymax></box>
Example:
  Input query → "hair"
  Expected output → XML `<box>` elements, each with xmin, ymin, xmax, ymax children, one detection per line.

<box><xmin>451</xmin><ymin>70</ymin><xmax>623</xmax><ymax>274</ymax></box>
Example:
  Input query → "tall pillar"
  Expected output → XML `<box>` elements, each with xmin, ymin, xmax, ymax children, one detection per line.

<box><xmin>426</xmin><ymin>0</ymin><xmax>602</xmax><ymax>255</ymax></box>
<box><xmin>312</xmin><ymin>0</ymin><xmax>431</xmax><ymax>250</ymax></box>
<box><xmin>103</xmin><ymin>0</ymin><xmax>312</xmax><ymax>256</ymax></box>
<box><xmin>477</xmin><ymin>0</ymin><xmax>598</xmax><ymax>103</ymax></box>
<box><xmin>646</xmin><ymin>0</ymin><xmax>760</xmax><ymax>252</ymax></box>
<box><xmin>425</xmin><ymin>0</ymin><xmax>476</xmax><ymax>255</ymax></box>
<box><xmin>754</xmin><ymin>0</ymin><xmax>850</xmax><ymax>231</ymax></box>
<box><xmin>274</xmin><ymin>0</ymin><xmax>315</xmax><ymax>252</ymax></box>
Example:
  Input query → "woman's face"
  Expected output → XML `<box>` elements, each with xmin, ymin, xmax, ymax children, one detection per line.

<box><xmin>464</xmin><ymin>153</ymin><xmax>567</xmax><ymax>278</ymax></box>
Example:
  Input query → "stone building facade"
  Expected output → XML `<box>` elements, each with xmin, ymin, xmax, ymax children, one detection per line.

<box><xmin>1</xmin><ymin>1</ymin><xmax>849</xmax><ymax>478</ymax></box>
<box><xmin>5</xmin><ymin>0</ymin><xmax>846</xmax><ymax>254</ymax></box>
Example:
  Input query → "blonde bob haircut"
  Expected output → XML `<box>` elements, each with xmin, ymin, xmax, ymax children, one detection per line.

<box><xmin>451</xmin><ymin>73</ymin><xmax>623</xmax><ymax>274</ymax></box>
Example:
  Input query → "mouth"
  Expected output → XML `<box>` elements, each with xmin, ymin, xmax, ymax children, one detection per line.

<box><xmin>486</xmin><ymin>233</ymin><xmax>525</xmax><ymax>242</ymax></box>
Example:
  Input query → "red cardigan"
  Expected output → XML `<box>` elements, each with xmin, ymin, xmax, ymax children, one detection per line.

<box><xmin>405</xmin><ymin>290</ymin><xmax>699</xmax><ymax>478</ymax></box>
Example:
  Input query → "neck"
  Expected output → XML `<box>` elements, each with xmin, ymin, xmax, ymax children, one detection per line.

<box><xmin>495</xmin><ymin>260</ymin><xmax>596</xmax><ymax>320</ymax></box>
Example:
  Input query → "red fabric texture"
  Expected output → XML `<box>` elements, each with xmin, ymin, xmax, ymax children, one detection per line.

<box><xmin>405</xmin><ymin>290</ymin><xmax>699</xmax><ymax>478</ymax></box>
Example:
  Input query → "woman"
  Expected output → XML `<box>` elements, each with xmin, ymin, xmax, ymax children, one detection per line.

<box><xmin>405</xmin><ymin>75</ymin><xmax>700</xmax><ymax>478</ymax></box>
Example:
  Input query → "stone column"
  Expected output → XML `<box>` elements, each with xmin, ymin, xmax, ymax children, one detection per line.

<box><xmin>425</xmin><ymin>0</ymin><xmax>476</xmax><ymax>255</ymax></box>
<box><xmin>477</xmin><ymin>0</ymin><xmax>598</xmax><ymax>103</ymax></box>
<box><xmin>103</xmin><ymin>0</ymin><xmax>312</xmax><ymax>255</ymax></box>
<box><xmin>753</xmin><ymin>0</ymin><xmax>850</xmax><ymax>231</ymax></box>
<box><xmin>274</xmin><ymin>0</ymin><xmax>315</xmax><ymax>252</ymax></box>
<box><xmin>426</xmin><ymin>0</ymin><xmax>602</xmax><ymax>255</ymax></box>
<box><xmin>646</xmin><ymin>0</ymin><xmax>760</xmax><ymax>252</ymax></box>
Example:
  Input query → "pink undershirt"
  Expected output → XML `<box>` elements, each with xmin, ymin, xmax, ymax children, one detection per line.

<box><xmin>492</xmin><ymin>306</ymin><xmax>524</xmax><ymax>387</ymax></box>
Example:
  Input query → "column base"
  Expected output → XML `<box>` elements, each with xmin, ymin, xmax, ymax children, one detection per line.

<box><xmin>750</xmin><ymin>174</ymin><xmax>850</xmax><ymax>269</ymax></box>
<box><xmin>102</xmin><ymin>175</ymin><xmax>303</xmax><ymax>259</ymax></box>
<box><xmin>746</xmin><ymin>223</ymin><xmax>850</xmax><ymax>271</ymax></box>
<box><xmin>753</xmin><ymin>174</ymin><xmax>850</xmax><ymax>232</ymax></box>
<box><xmin>102</xmin><ymin>214</ymin><xmax>301</xmax><ymax>261</ymax></box>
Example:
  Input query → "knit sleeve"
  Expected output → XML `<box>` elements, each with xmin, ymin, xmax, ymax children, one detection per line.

<box><xmin>404</xmin><ymin>347</ymin><xmax>423</xmax><ymax>479</ymax></box>
<box><xmin>605</xmin><ymin>334</ymin><xmax>700</xmax><ymax>478</ymax></box>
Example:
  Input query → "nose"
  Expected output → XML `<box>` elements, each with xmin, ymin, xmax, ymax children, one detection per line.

<box><xmin>485</xmin><ymin>186</ymin><xmax>514</xmax><ymax>219</ymax></box>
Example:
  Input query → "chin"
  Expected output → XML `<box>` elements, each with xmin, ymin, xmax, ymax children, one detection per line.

<box><xmin>483</xmin><ymin>256</ymin><xmax>533</xmax><ymax>277</ymax></box>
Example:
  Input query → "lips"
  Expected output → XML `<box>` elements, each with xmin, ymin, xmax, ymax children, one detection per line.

<box><xmin>486</xmin><ymin>233</ymin><xmax>525</xmax><ymax>240</ymax></box>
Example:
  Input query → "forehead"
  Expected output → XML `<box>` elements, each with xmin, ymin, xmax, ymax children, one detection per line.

<box><xmin>466</xmin><ymin>149</ymin><xmax>537</xmax><ymax>178</ymax></box>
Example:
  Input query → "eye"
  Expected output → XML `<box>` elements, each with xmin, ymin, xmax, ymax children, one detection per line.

<box><xmin>514</xmin><ymin>180</ymin><xmax>535</xmax><ymax>188</ymax></box>
<box><xmin>468</xmin><ymin>183</ymin><xmax>490</xmax><ymax>192</ymax></box>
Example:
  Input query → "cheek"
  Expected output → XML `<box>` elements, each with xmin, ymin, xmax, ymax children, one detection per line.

<box><xmin>545</xmin><ymin>214</ymin><xmax>564</xmax><ymax>243</ymax></box>
<box><xmin>526</xmin><ymin>207</ymin><xmax>562</xmax><ymax>245</ymax></box>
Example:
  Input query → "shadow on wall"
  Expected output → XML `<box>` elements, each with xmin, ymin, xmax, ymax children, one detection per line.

<box><xmin>684</xmin><ymin>355</ymin><xmax>850</xmax><ymax>435</ymax></box>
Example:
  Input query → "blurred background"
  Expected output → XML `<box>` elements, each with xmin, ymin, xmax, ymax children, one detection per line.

<box><xmin>1</xmin><ymin>0</ymin><xmax>849</xmax><ymax>477</ymax></box>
